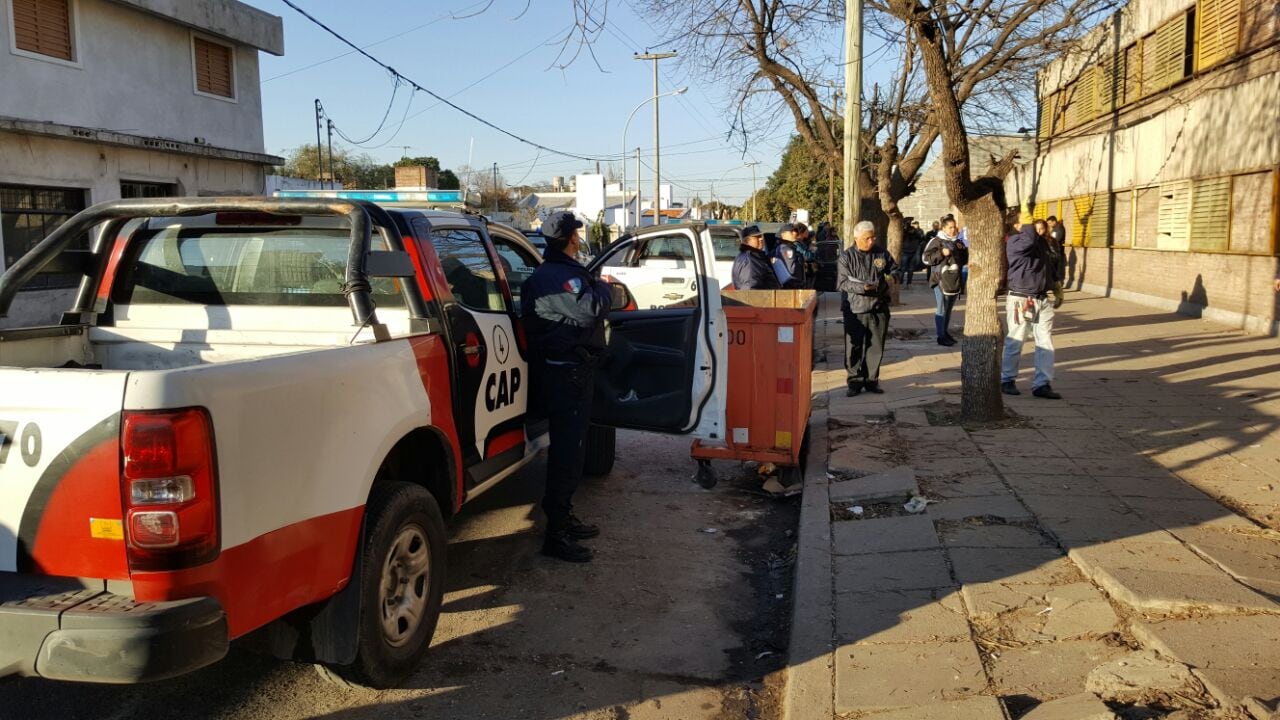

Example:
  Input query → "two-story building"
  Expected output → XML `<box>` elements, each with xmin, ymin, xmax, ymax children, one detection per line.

<box><xmin>0</xmin><ymin>0</ymin><xmax>284</xmax><ymax>326</ymax></box>
<box><xmin>1013</xmin><ymin>0</ymin><xmax>1279</xmax><ymax>335</ymax></box>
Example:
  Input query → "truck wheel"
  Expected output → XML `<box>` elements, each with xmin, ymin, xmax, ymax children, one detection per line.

<box><xmin>583</xmin><ymin>424</ymin><xmax>616</xmax><ymax>477</ymax></box>
<box><xmin>318</xmin><ymin>481</ymin><xmax>446</xmax><ymax>688</ymax></box>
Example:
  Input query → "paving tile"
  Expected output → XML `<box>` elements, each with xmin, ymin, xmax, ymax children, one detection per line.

<box><xmin>837</xmin><ymin>589</ymin><xmax>970</xmax><ymax>644</ymax></box>
<box><xmin>916</xmin><ymin>457</ymin><xmax>996</xmax><ymax>478</ymax></box>
<box><xmin>1037</xmin><ymin>513</ymin><xmax>1175</xmax><ymax>549</ymax></box>
<box><xmin>1171</xmin><ymin>526</ymin><xmax>1280</xmax><ymax>592</ymax></box>
<box><xmin>940</xmin><ymin>523</ymin><xmax>1055</xmax><ymax>549</ymax></box>
<box><xmin>1003</xmin><ymin>474</ymin><xmax>1108</xmax><ymax>497</ymax></box>
<box><xmin>1122</xmin><ymin>495</ymin><xmax>1257</xmax><ymax>532</ymax></box>
<box><xmin>1195</xmin><ymin>667</ymin><xmax>1280</xmax><ymax>714</ymax></box>
<box><xmin>1070</xmin><ymin>544</ymin><xmax>1279</xmax><ymax>613</ymax></box>
<box><xmin>1072</xmin><ymin>456</ymin><xmax>1172</xmax><ymax>478</ymax></box>
<box><xmin>830</xmin><ymin>466</ymin><xmax>918</xmax><ymax>504</ymax></box>
<box><xmin>963</xmin><ymin>582</ymin><xmax>1120</xmax><ymax>644</ymax></box>
<box><xmin>918</xmin><ymin>474</ymin><xmax>1011</xmax><ymax>499</ymax></box>
<box><xmin>1131</xmin><ymin>615</ymin><xmax>1280</xmax><ymax>671</ymax></box>
<box><xmin>833</xmin><ymin>515</ymin><xmax>940</xmax><ymax>555</ymax></box>
<box><xmin>989</xmin><ymin>455</ymin><xmax>1083</xmax><ymax>476</ymax></box>
<box><xmin>1044</xmin><ymin>431</ymin><xmax>1138</xmax><ymax>459</ymax></box>
<box><xmin>927</xmin><ymin>495</ymin><xmax>1031</xmax><ymax>522</ymax></box>
<box><xmin>948</xmin><ymin>547</ymin><xmax>1076</xmax><ymax>585</ymax></box>
<box><xmin>858</xmin><ymin>696</ymin><xmax>1010</xmax><ymax>720</ymax></box>
<box><xmin>1089</xmin><ymin>474</ymin><xmax>1214</xmax><ymax>500</ymax></box>
<box><xmin>835</xmin><ymin>550</ymin><xmax>953</xmax><ymax>593</ymax></box>
<box><xmin>835</xmin><ymin>642</ymin><xmax>987</xmax><ymax>712</ymax></box>
<box><xmin>988</xmin><ymin>640</ymin><xmax>1132</xmax><ymax>699</ymax></box>
<box><xmin>1021</xmin><ymin>693</ymin><xmax>1117</xmax><ymax>720</ymax></box>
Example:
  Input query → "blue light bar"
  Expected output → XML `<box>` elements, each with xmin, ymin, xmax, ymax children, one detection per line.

<box><xmin>707</xmin><ymin>219</ymin><xmax>745</xmax><ymax>225</ymax></box>
<box><xmin>275</xmin><ymin>189</ymin><xmax>466</xmax><ymax>204</ymax></box>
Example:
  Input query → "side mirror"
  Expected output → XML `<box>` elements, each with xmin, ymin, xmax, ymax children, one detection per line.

<box><xmin>608</xmin><ymin>281</ymin><xmax>634</xmax><ymax>312</ymax></box>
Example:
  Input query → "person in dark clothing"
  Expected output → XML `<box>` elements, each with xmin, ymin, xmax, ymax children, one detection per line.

<box><xmin>521</xmin><ymin>211</ymin><xmax>611</xmax><ymax>562</ymax></box>
<box><xmin>732</xmin><ymin>225</ymin><xmax>780</xmax><ymax>290</ymax></box>
<box><xmin>1036</xmin><ymin>220</ymin><xmax>1065</xmax><ymax>309</ymax></box>
<box><xmin>900</xmin><ymin>219</ymin><xmax>922</xmax><ymax>286</ymax></box>
<box><xmin>1002</xmin><ymin>208</ymin><xmax>1062</xmax><ymax>400</ymax></box>
<box><xmin>773</xmin><ymin>223</ymin><xmax>809</xmax><ymax>289</ymax></box>
<box><xmin>838</xmin><ymin>220</ymin><xmax>896</xmax><ymax>396</ymax></box>
<box><xmin>793</xmin><ymin>223</ymin><xmax>819</xmax><ymax>288</ymax></box>
<box><xmin>922</xmin><ymin>217</ymin><xmax>968</xmax><ymax>346</ymax></box>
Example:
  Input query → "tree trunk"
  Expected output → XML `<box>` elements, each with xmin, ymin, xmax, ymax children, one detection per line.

<box><xmin>883</xmin><ymin>201</ymin><xmax>905</xmax><ymax>306</ymax></box>
<box><xmin>956</xmin><ymin>196</ymin><xmax>1005</xmax><ymax>421</ymax></box>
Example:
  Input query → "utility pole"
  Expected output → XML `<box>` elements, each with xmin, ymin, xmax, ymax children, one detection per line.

<box><xmin>745</xmin><ymin>161</ymin><xmax>760</xmax><ymax>220</ymax></box>
<box><xmin>828</xmin><ymin>166</ymin><xmax>836</xmax><ymax>223</ymax></box>
<box><xmin>492</xmin><ymin>162</ymin><xmax>498</xmax><ymax>213</ymax></box>
<box><xmin>325</xmin><ymin>119</ymin><xmax>335</xmax><ymax>189</ymax></box>
<box><xmin>634</xmin><ymin>147</ymin><xmax>641</xmax><ymax>227</ymax></box>
<box><xmin>635</xmin><ymin>51</ymin><xmax>677</xmax><ymax>225</ymax></box>
<box><xmin>314</xmin><ymin>99</ymin><xmax>324</xmax><ymax>183</ymax></box>
<box><xmin>843</xmin><ymin>0</ymin><xmax>864</xmax><ymax>245</ymax></box>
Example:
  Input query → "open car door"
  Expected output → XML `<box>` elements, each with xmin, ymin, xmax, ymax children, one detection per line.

<box><xmin>588</xmin><ymin>225</ymin><xmax>727</xmax><ymax>441</ymax></box>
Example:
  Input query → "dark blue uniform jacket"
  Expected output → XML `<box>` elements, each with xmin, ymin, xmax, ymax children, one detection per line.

<box><xmin>732</xmin><ymin>246</ymin><xmax>781</xmax><ymax>290</ymax></box>
<box><xmin>520</xmin><ymin>248</ymin><xmax>611</xmax><ymax>363</ymax></box>
<box><xmin>773</xmin><ymin>240</ymin><xmax>808</xmax><ymax>288</ymax></box>
<box><xmin>1006</xmin><ymin>224</ymin><xmax>1053</xmax><ymax>296</ymax></box>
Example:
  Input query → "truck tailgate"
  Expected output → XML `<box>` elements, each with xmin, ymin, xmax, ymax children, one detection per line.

<box><xmin>0</xmin><ymin>369</ymin><xmax>129</xmax><ymax>577</ymax></box>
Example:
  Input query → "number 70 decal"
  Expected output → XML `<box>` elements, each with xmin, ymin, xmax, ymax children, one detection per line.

<box><xmin>0</xmin><ymin>421</ymin><xmax>42</xmax><ymax>468</ymax></box>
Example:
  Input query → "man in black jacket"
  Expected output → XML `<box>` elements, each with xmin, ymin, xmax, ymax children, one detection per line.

<box><xmin>522</xmin><ymin>211</ymin><xmax>611</xmax><ymax>562</ymax></box>
<box><xmin>732</xmin><ymin>225</ymin><xmax>780</xmax><ymax>290</ymax></box>
<box><xmin>838</xmin><ymin>221</ymin><xmax>896</xmax><ymax>396</ymax></box>
<box><xmin>1002</xmin><ymin>208</ymin><xmax>1062</xmax><ymax>400</ymax></box>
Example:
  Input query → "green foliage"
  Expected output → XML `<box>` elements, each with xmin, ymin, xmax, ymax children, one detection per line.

<box><xmin>437</xmin><ymin>169</ymin><xmax>461</xmax><ymax>190</ymax></box>
<box><xmin>280</xmin><ymin>146</ymin><xmax>461</xmax><ymax>190</ymax></box>
<box><xmin>394</xmin><ymin>156</ymin><xmax>441</xmax><ymax>171</ymax></box>
<box><xmin>758</xmin><ymin>136</ymin><xmax>842</xmax><ymax>227</ymax></box>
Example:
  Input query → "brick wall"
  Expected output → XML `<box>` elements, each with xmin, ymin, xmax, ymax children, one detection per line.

<box><xmin>1070</xmin><ymin>246</ymin><xmax>1279</xmax><ymax>335</ymax></box>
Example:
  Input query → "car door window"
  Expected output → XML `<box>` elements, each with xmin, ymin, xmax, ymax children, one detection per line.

<box><xmin>430</xmin><ymin>228</ymin><xmax>506</xmax><ymax>312</ymax></box>
<box><xmin>491</xmin><ymin>236</ymin><xmax>539</xmax><ymax>315</ymax></box>
<box><xmin>601</xmin><ymin>233</ymin><xmax>700</xmax><ymax>310</ymax></box>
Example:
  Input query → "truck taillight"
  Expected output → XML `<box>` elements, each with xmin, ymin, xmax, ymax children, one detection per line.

<box><xmin>121</xmin><ymin>408</ymin><xmax>219</xmax><ymax>570</ymax></box>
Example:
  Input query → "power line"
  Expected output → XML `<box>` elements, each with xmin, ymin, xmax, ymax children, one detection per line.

<box><xmin>278</xmin><ymin>0</ymin><xmax>618</xmax><ymax>163</ymax></box>
<box><xmin>261</xmin><ymin>0</ymin><xmax>492</xmax><ymax>83</ymax></box>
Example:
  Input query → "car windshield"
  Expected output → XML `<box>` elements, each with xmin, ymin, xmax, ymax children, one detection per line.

<box><xmin>710</xmin><ymin>232</ymin><xmax>740</xmax><ymax>261</ymax></box>
<box><xmin>113</xmin><ymin>225</ymin><xmax>405</xmax><ymax>307</ymax></box>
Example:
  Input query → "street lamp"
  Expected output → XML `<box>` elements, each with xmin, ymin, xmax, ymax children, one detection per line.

<box><xmin>635</xmin><ymin>52</ymin><xmax>678</xmax><ymax>226</ymax></box>
<box><xmin>744</xmin><ymin>161</ymin><xmax>760</xmax><ymax>220</ymax></box>
<box><xmin>621</xmin><ymin>86</ymin><xmax>687</xmax><ymax>228</ymax></box>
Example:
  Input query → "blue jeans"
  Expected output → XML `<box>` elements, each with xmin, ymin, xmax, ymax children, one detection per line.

<box><xmin>1001</xmin><ymin>295</ymin><xmax>1055</xmax><ymax>389</ymax></box>
<box><xmin>933</xmin><ymin>285</ymin><xmax>957</xmax><ymax>338</ymax></box>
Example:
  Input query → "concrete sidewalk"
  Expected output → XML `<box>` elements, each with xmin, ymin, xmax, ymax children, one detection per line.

<box><xmin>786</xmin><ymin>283</ymin><xmax>1280</xmax><ymax>720</ymax></box>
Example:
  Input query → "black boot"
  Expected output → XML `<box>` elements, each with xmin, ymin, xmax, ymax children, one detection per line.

<box><xmin>542</xmin><ymin>529</ymin><xmax>593</xmax><ymax>563</ymax></box>
<box><xmin>566</xmin><ymin>514</ymin><xmax>600</xmax><ymax>540</ymax></box>
<box><xmin>934</xmin><ymin>315</ymin><xmax>954</xmax><ymax>345</ymax></box>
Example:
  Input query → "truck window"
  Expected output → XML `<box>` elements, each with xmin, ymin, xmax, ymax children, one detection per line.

<box><xmin>112</xmin><ymin>226</ymin><xmax>405</xmax><ymax>307</ymax></box>
<box><xmin>710</xmin><ymin>232</ymin><xmax>740</xmax><ymax>261</ymax></box>
<box><xmin>491</xmin><ymin>237</ymin><xmax>538</xmax><ymax>314</ymax></box>
<box><xmin>430</xmin><ymin>228</ymin><xmax>507</xmax><ymax>313</ymax></box>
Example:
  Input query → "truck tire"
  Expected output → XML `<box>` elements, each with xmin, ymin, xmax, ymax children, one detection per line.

<box><xmin>317</xmin><ymin>481</ymin><xmax>447</xmax><ymax>688</ymax></box>
<box><xmin>582</xmin><ymin>424</ymin><xmax>616</xmax><ymax>477</ymax></box>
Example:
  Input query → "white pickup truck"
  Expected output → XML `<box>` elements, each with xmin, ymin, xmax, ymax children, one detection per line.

<box><xmin>0</xmin><ymin>195</ymin><xmax>727</xmax><ymax>687</ymax></box>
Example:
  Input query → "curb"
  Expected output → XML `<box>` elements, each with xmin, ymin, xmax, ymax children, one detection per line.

<box><xmin>783</xmin><ymin>405</ymin><xmax>834</xmax><ymax>720</ymax></box>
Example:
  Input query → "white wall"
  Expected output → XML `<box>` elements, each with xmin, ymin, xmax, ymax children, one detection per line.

<box><xmin>0</xmin><ymin>0</ymin><xmax>267</xmax><ymax>153</ymax></box>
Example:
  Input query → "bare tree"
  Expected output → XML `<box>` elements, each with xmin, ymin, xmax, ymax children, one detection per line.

<box><xmin>878</xmin><ymin>0</ymin><xmax>1118</xmax><ymax>421</ymax></box>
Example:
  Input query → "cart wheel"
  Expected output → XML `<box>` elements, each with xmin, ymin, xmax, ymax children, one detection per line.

<box><xmin>695</xmin><ymin>460</ymin><xmax>717</xmax><ymax>489</ymax></box>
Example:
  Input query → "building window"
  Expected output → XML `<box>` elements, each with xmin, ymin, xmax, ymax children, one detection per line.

<box><xmin>120</xmin><ymin>181</ymin><xmax>176</xmax><ymax>199</ymax></box>
<box><xmin>192</xmin><ymin>34</ymin><xmax>234</xmax><ymax>99</ymax></box>
<box><xmin>1195</xmin><ymin>0</ymin><xmax>1241</xmax><ymax>71</ymax></box>
<box><xmin>9</xmin><ymin>0</ymin><xmax>74</xmax><ymax>62</ymax></box>
<box><xmin>1188</xmin><ymin>177</ymin><xmax>1232</xmax><ymax>252</ymax></box>
<box><xmin>1144</xmin><ymin>11</ymin><xmax>1194</xmax><ymax>97</ymax></box>
<box><xmin>0</xmin><ymin>184</ymin><xmax>86</xmax><ymax>288</ymax></box>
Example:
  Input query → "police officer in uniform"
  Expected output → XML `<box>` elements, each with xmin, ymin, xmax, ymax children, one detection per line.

<box><xmin>521</xmin><ymin>212</ymin><xmax>611</xmax><ymax>562</ymax></box>
<box><xmin>773</xmin><ymin>223</ymin><xmax>809</xmax><ymax>289</ymax></box>
<box><xmin>837</xmin><ymin>221</ymin><xmax>896</xmax><ymax>396</ymax></box>
<box><xmin>732</xmin><ymin>225</ymin><xmax>780</xmax><ymax>290</ymax></box>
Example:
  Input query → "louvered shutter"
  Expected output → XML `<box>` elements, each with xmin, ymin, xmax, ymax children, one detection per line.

<box><xmin>194</xmin><ymin>37</ymin><xmax>234</xmax><ymax>98</ymax></box>
<box><xmin>1189</xmin><ymin>178</ymin><xmax>1231</xmax><ymax>252</ymax></box>
<box><xmin>12</xmin><ymin>0</ymin><xmax>73</xmax><ymax>61</ymax></box>
<box><xmin>1070</xmin><ymin>196</ymin><xmax>1094</xmax><ymax>246</ymax></box>
<box><xmin>1086</xmin><ymin>193</ymin><xmax>1112</xmax><ymax>247</ymax></box>
<box><xmin>1158</xmin><ymin>180</ymin><xmax>1191</xmax><ymax>250</ymax></box>
<box><xmin>1033</xmin><ymin>201</ymin><xmax>1049</xmax><ymax>220</ymax></box>
<box><xmin>1196</xmin><ymin>0</ymin><xmax>1241</xmax><ymax>70</ymax></box>
<box><xmin>1038</xmin><ymin>91</ymin><xmax>1053</xmax><ymax>139</ymax></box>
<box><xmin>1156</xmin><ymin>13</ymin><xmax>1190</xmax><ymax>90</ymax></box>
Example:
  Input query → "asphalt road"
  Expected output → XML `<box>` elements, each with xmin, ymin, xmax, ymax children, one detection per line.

<box><xmin>1</xmin><ymin>431</ymin><xmax>799</xmax><ymax>720</ymax></box>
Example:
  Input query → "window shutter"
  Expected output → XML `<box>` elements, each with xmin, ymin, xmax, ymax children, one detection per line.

<box><xmin>1038</xmin><ymin>91</ymin><xmax>1053</xmax><ymax>139</ymax></box>
<box><xmin>194</xmin><ymin>37</ymin><xmax>234</xmax><ymax>98</ymax></box>
<box><xmin>1188</xmin><ymin>178</ymin><xmax>1231</xmax><ymax>252</ymax></box>
<box><xmin>1122</xmin><ymin>44</ymin><xmax>1141</xmax><ymax>105</ymax></box>
<box><xmin>1157</xmin><ymin>180</ymin><xmax>1191</xmax><ymax>250</ymax></box>
<box><xmin>12</xmin><ymin>0</ymin><xmax>73</xmax><ymax>61</ymax></box>
<box><xmin>1196</xmin><ymin>0</ymin><xmax>1241</xmax><ymax>70</ymax></box>
<box><xmin>1086</xmin><ymin>193</ymin><xmax>1111</xmax><ymax>247</ymax></box>
<box><xmin>1070</xmin><ymin>195</ymin><xmax>1094</xmax><ymax>246</ymax></box>
<box><xmin>1033</xmin><ymin>201</ymin><xmax>1049</xmax><ymax>220</ymax></box>
<box><xmin>1145</xmin><ymin>13</ymin><xmax>1190</xmax><ymax>95</ymax></box>
<box><xmin>1066</xmin><ymin>68</ymin><xmax>1097</xmax><ymax>128</ymax></box>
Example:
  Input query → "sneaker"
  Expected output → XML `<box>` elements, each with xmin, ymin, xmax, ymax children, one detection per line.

<box><xmin>566</xmin><ymin>514</ymin><xmax>600</xmax><ymax>540</ymax></box>
<box><xmin>937</xmin><ymin>336</ymin><xmax>956</xmax><ymax>346</ymax></box>
<box><xmin>1001</xmin><ymin>381</ymin><xmax>1021</xmax><ymax>396</ymax></box>
<box><xmin>1032</xmin><ymin>384</ymin><xmax>1063</xmax><ymax>400</ymax></box>
<box><xmin>542</xmin><ymin>531</ymin><xmax>593</xmax><ymax>563</ymax></box>
<box><xmin>846</xmin><ymin>385</ymin><xmax>863</xmax><ymax>397</ymax></box>
<box><xmin>864</xmin><ymin>383</ymin><xmax>885</xmax><ymax>394</ymax></box>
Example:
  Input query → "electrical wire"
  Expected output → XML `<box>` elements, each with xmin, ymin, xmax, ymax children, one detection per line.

<box><xmin>325</xmin><ymin>75</ymin><xmax>404</xmax><ymax>146</ymax></box>
<box><xmin>279</xmin><ymin>0</ymin><xmax>619</xmax><ymax>163</ymax></box>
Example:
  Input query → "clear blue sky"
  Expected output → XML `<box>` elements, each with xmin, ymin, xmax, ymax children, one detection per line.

<box><xmin>245</xmin><ymin>0</ymin><xmax>805</xmax><ymax>204</ymax></box>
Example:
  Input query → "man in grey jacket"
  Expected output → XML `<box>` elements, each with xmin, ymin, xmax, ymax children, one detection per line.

<box><xmin>838</xmin><ymin>221</ymin><xmax>896</xmax><ymax>396</ymax></box>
